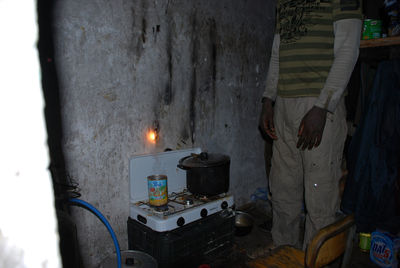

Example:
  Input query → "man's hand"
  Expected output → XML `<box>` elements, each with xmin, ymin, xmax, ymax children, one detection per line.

<box><xmin>297</xmin><ymin>106</ymin><xmax>327</xmax><ymax>150</ymax></box>
<box><xmin>259</xmin><ymin>98</ymin><xmax>277</xmax><ymax>140</ymax></box>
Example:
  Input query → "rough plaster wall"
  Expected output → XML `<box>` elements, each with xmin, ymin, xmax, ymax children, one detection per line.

<box><xmin>53</xmin><ymin>0</ymin><xmax>275</xmax><ymax>267</ymax></box>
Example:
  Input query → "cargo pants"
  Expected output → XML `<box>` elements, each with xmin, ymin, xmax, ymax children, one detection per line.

<box><xmin>269</xmin><ymin>96</ymin><xmax>347</xmax><ymax>249</ymax></box>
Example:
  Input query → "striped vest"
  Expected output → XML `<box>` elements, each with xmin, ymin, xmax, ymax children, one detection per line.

<box><xmin>277</xmin><ymin>0</ymin><xmax>362</xmax><ymax>97</ymax></box>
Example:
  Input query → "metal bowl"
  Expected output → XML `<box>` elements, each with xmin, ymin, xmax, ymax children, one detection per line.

<box><xmin>234</xmin><ymin>211</ymin><xmax>254</xmax><ymax>236</ymax></box>
<box><xmin>98</xmin><ymin>250</ymin><xmax>158</xmax><ymax>268</ymax></box>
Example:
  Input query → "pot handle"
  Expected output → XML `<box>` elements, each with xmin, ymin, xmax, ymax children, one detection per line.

<box><xmin>199</xmin><ymin>152</ymin><xmax>208</xmax><ymax>160</ymax></box>
<box><xmin>177</xmin><ymin>164</ymin><xmax>190</xmax><ymax>170</ymax></box>
<box><xmin>190</xmin><ymin>152</ymin><xmax>208</xmax><ymax>160</ymax></box>
<box><xmin>177</xmin><ymin>155</ymin><xmax>191</xmax><ymax>170</ymax></box>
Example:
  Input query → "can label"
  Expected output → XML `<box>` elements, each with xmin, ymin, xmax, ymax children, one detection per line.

<box><xmin>363</xmin><ymin>19</ymin><xmax>382</xmax><ymax>40</ymax></box>
<box><xmin>147</xmin><ymin>176</ymin><xmax>168</xmax><ymax>207</ymax></box>
<box><xmin>370</xmin><ymin>231</ymin><xmax>400</xmax><ymax>268</ymax></box>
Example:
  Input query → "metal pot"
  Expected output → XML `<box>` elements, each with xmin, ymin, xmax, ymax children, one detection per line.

<box><xmin>98</xmin><ymin>250</ymin><xmax>158</xmax><ymax>268</ymax></box>
<box><xmin>177</xmin><ymin>152</ymin><xmax>230</xmax><ymax>196</ymax></box>
<box><xmin>234</xmin><ymin>211</ymin><xmax>254</xmax><ymax>236</ymax></box>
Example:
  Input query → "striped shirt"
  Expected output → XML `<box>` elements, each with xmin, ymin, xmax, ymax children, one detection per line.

<box><xmin>277</xmin><ymin>0</ymin><xmax>362</xmax><ymax>98</ymax></box>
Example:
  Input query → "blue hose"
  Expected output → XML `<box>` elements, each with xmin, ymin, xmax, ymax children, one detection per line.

<box><xmin>69</xmin><ymin>198</ymin><xmax>121</xmax><ymax>268</ymax></box>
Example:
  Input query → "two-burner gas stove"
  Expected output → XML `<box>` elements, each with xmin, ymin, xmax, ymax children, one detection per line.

<box><xmin>128</xmin><ymin>148</ymin><xmax>235</xmax><ymax>268</ymax></box>
<box><xmin>130</xmin><ymin>190</ymin><xmax>234</xmax><ymax>232</ymax></box>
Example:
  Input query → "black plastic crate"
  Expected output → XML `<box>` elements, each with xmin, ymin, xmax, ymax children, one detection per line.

<box><xmin>127</xmin><ymin>209</ymin><xmax>235</xmax><ymax>268</ymax></box>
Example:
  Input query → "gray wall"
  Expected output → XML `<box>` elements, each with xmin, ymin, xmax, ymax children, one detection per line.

<box><xmin>53</xmin><ymin>0</ymin><xmax>275</xmax><ymax>266</ymax></box>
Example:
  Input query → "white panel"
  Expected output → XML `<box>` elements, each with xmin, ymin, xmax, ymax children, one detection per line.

<box><xmin>0</xmin><ymin>1</ymin><xmax>61</xmax><ymax>267</ymax></box>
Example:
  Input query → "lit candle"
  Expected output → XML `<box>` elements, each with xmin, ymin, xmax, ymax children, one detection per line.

<box><xmin>147</xmin><ymin>129</ymin><xmax>157</xmax><ymax>144</ymax></box>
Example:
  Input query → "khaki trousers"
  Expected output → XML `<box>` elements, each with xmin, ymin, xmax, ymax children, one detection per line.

<box><xmin>270</xmin><ymin>96</ymin><xmax>347</xmax><ymax>249</ymax></box>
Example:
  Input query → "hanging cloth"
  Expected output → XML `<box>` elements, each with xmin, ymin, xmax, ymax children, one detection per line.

<box><xmin>341</xmin><ymin>60</ymin><xmax>400</xmax><ymax>234</ymax></box>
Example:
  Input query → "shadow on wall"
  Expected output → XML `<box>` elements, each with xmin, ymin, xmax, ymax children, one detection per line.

<box><xmin>37</xmin><ymin>0</ymin><xmax>83</xmax><ymax>267</ymax></box>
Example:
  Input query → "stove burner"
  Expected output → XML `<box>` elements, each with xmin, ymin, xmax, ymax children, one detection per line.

<box><xmin>154</xmin><ymin>205</ymin><xmax>169</xmax><ymax>212</ymax></box>
<box><xmin>194</xmin><ymin>192</ymin><xmax>227</xmax><ymax>201</ymax></box>
<box><xmin>195</xmin><ymin>195</ymin><xmax>208</xmax><ymax>201</ymax></box>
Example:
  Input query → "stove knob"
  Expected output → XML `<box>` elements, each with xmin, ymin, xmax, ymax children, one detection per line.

<box><xmin>221</xmin><ymin>201</ymin><xmax>228</xmax><ymax>209</ymax></box>
<box><xmin>137</xmin><ymin>215</ymin><xmax>147</xmax><ymax>224</ymax></box>
<box><xmin>177</xmin><ymin>217</ymin><xmax>185</xmax><ymax>227</ymax></box>
<box><xmin>200</xmin><ymin>208</ymin><xmax>208</xmax><ymax>218</ymax></box>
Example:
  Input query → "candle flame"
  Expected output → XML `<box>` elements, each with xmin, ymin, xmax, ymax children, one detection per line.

<box><xmin>147</xmin><ymin>129</ymin><xmax>157</xmax><ymax>144</ymax></box>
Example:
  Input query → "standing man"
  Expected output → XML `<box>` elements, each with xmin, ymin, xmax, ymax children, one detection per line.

<box><xmin>259</xmin><ymin>0</ymin><xmax>362</xmax><ymax>249</ymax></box>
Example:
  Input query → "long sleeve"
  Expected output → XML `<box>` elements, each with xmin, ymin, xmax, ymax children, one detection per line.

<box><xmin>263</xmin><ymin>34</ymin><xmax>280</xmax><ymax>101</ymax></box>
<box><xmin>314</xmin><ymin>18</ymin><xmax>362</xmax><ymax>112</ymax></box>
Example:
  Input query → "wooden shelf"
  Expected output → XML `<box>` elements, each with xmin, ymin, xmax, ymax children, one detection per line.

<box><xmin>360</xmin><ymin>36</ymin><xmax>400</xmax><ymax>48</ymax></box>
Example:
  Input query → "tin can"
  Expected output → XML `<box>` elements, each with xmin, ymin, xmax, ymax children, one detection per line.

<box><xmin>147</xmin><ymin>175</ymin><xmax>168</xmax><ymax>207</ymax></box>
<box><xmin>363</xmin><ymin>19</ymin><xmax>382</xmax><ymax>40</ymax></box>
<box><xmin>359</xmin><ymin>232</ymin><xmax>372</xmax><ymax>252</ymax></box>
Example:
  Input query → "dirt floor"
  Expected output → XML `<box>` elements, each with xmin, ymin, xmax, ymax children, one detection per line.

<box><xmin>210</xmin><ymin>202</ymin><xmax>380</xmax><ymax>268</ymax></box>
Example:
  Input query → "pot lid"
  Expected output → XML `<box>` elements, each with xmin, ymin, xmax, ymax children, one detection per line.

<box><xmin>99</xmin><ymin>250</ymin><xmax>158</xmax><ymax>268</ymax></box>
<box><xmin>179</xmin><ymin>152</ymin><xmax>230</xmax><ymax>168</ymax></box>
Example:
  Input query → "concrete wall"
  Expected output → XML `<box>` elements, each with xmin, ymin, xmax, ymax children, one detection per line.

<box><xmin>53</xmin><ymin>0</ymin><xmax>275</xmax><ymax>266</ymax></box>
